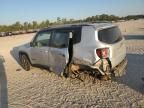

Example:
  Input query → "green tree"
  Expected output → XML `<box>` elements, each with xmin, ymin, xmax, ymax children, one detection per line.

<box><xmin>45</xmin><ymin>20</ymin><xmax>50</xmax><ymax>27</ymax></box>
<box><xmin>69</xmin><ymin>19</ymin><xmax>75</xmax><ymax>23</ymax></box>
<box><xmin>28</xmin><ymin>23</ymin><xmax>32</xmax><ymax>29</ymax></box>
<box><xmin>23</xmin><ymin>22</ymin><xmax>29</xmax><ymax>31</ymax></box>
<box><xmin>32</xmin><ymin>21</ymin><xmax>38</xmax><ymax>29</ymax></box>
<box><xmin>39</xmin><ymin>21</ymin><xmax>45</xmax><ymax>28</ymax></box>
<box><xmin>0</xmin><ymin>14</ymin><xmax>144</xmax><ymax>33</ymax></box>
<box><xmin>57</xmin><ymin>17</ymin><xmax>61</xmax><ymax>24</ymax></box>
<box><xmin>13</xmin><ymin>21</ymin><xmax>21</xmax><ymax>31</ymax></box>
<box><xmin>61</xmin><ymin>18</ymin><xmax>67</xmax><ymax>24</ymax></box>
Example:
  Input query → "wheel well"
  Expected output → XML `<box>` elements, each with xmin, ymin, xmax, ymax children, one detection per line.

<box><xmin>19</xmin><ymin>52</ymin><xmax>31</xmax><ymax>64</ymax></box>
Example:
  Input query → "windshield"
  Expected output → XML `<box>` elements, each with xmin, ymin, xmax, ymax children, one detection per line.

<box><xmin>98</xmin><ymin>27</ymin><xmax>122</xmax><ymax>44</ymax></box>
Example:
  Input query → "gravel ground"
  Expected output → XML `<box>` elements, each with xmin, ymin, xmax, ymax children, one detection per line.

<box><xmin>0</xmin><ymin>21</ymin><xmax>144</xmax><ymax>108</ymax></box>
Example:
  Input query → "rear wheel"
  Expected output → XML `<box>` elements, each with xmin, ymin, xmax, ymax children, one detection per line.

<box><xmin>19</xmin><ymin>54</ymin><xmax>31</xmax><ymax>71</ymax></box>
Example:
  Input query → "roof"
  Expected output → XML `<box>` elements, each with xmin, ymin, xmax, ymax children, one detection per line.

<box><xmin>40</xmin><ymin>22</ymin><xmax>116</xmax><ymax>32</ymax></box>
<box><xmin>91</xmin><ymin>23</ymin><xmax>116</xmax><ymax>30</ymax></box>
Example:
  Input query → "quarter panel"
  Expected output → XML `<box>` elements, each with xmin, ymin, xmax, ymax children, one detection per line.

<box><xmin>73</xmin><ymin>26</ymin><xmax>97</xmax><ymax>65</ymax></box>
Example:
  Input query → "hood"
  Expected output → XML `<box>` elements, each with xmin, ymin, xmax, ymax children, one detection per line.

<box><xmin>18</xmin><ymin>43</ymin><xmax>30</xmax><ymax>49</ymax></box>
<box><xmin>20</xmin><ymin>43</ymin><xmax>30</xmax><ymax>48</ymax></box>
<box><xmin>13</xmin><ymin>42</ymin><xmax>31</xmax><ymax>52</ymax></box>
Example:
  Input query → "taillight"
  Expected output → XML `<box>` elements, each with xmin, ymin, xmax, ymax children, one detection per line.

<box><xmin>96</xmin><ymin>48</ymin><xmax>109</xmax><ymax>59</ymax></box>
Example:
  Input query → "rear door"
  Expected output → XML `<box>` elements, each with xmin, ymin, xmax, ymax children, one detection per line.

<box><xmin>98</xmin><ymin>26</ymin><xmax>126</xmax><ymax>68</ymax></box>
<box><xmin>48</xmin><ymin>30</ymin><xmax>70</xmax><ymax>75</ymax></box>
<box><xmin>30</xmin><ymin>31</ymin><xmax>51</xmax><ymax>66</ymax></box>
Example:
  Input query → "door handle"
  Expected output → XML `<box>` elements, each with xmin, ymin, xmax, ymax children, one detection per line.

<box><xmin>40</xmin><ymin>50</ymin><xmax>48</xmax><ymax>53</ymax></box>
<box><xmin>45</xmin><ymin>50</ymin><xmax>48</xmax><ymax>53</ymax></box>
<box><xmin>59</xmin><ymin>54</ymin><xmax>65</xmax><ymax>57</ymax></box>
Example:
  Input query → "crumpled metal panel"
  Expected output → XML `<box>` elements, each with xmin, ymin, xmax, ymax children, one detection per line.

<box><xmin>72</xmin><ymin>57</ymin><xmax>92</xmax><ymax>66</ymax></box>
<box><xmin>48</xmin><ymin>48</ymin><xmax>69</xmax><ymax>75</ymax></box>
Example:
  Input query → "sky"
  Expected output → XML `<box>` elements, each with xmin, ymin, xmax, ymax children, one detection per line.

<box><xmin>0</xmin><ymin>0</ymin><xmax>144</xmax><ymax>25</ymax></box>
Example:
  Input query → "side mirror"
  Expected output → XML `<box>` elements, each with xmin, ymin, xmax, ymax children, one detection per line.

<box><xmin>30</xmin><ymin>42</ymin><xmax>34</xmax><ymax>47</ymax></box>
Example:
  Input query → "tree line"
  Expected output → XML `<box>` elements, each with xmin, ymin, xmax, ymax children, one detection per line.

<box><xmin>0</xmin><ymin>14</ymin><xmax>144</xmax><ymax>32</ymax></box>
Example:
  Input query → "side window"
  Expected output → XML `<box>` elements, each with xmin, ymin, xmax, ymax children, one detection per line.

<box><xmin>72</xmin><ymin>27</ymin><xmax>81</xmax><ymax>44</ymax></box>
<box><xmin>50</xmin><ymin>31</ymin><xmax>69</xmax><ymax>48</ymax></box>
<box><xmin>34</xmin><ymin>31</ymin><xmax>51</xmax><ymax>47</ymax></box>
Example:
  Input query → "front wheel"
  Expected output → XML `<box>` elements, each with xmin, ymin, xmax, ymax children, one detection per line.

<box><xmin>19</xmin><ymin>54</ymin><xmax>31</xmax><ymax>71</ymax></box>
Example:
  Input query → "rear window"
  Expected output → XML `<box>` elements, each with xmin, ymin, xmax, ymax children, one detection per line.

<box><xmin>98</xmin><ymin>27</ymin><xmax>122</xmax><ymax>44</ymax></box>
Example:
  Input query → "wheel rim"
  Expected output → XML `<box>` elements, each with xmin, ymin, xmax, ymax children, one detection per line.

<box><xmin>20</xmin><ymin>55</ymin><xmax>29</xmax><ymax>70</ymax></box>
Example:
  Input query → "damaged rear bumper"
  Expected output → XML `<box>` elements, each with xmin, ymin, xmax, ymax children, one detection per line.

<box><xmin>71</xmin><ymin>57</ymin><xmax>127</xmax><ymax>77</ymax></box>
<box><xmin>90</xmin><ymin>57</ymin><xmax>127</xmax><ymax>77</ymax></box>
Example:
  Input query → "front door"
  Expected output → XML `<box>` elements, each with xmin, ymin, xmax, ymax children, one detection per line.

<box><xmin>30</xmin><ymin>31</ymin><xmax>51</xmax><ymax>66</ymax></box>
<box><xmin>48</xmin><ymin>30</ymin><xmax>70</xmax><ymax>75</ymax></box>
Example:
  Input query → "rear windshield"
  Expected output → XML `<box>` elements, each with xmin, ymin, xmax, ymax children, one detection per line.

<box><xmin>98</xmin><ymin>27</ymin><xmax>122</xmax><ymax>44</ymax></box>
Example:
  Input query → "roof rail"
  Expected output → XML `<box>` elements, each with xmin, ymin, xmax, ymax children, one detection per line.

<box><xmin>42</xmin><ymin>21</ymin><xmax>112</xmax><ymax>29</ymax></box>
<box><xmin>44</xmin><ymin>23</ymin><xmax>91</xmax><ymax>28</ymax></box>
<box><xmin>89</xmin><ymin>21</ymin><xmax>112</xmax><ymax>23</ymax></box>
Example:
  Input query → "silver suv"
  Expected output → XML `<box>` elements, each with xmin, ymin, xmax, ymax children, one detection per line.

<box><xmin>18</xmin><ymin>23</ymin><xmax>127</xmax><ymax>79</ymax></box>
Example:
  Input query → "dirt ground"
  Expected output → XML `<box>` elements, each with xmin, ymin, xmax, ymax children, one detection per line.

<box><xmin>0</xmin><ymin>19</ymin><xmax>144</xmax><ymax>108</ymax></box>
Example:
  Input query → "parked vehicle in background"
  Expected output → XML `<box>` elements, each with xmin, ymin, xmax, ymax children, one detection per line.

<box><xmin>18</xmin><ymin>31</ymin><xmax>26</xmax><ymax>34</ymax></box>
<box><xmin>0</xmin><ymin>32</ymin><xmax>6</xmax><ymax>37</ymax></box>
<box><xmin>0</xmin><ymin>29</ymin><xmax>38</xmax><ymax>37</ymax></box>
<box><xmin>17</xmin><ymin>23</ymin><xmax>127</xmax><ymax>80</ymax></box>
<box><xmin>11</xmin><ymin>31</ymin><xmax>19</xmax><ymax>35</ymax></box>
<box><xmin>5</xmin><ymin>32</ymin><xmax>12</xmax><ymax>36</ymax></box>
<box><xmin>26</xmin><ymin>29</ymin><xmax>35</xmax><ymax>34</ymax></box>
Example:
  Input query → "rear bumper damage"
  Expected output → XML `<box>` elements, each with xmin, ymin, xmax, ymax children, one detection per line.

<box><xmin>91</xmin><ymin>58</ymin><xmax>111</xmax><ymax>76</ymax></box>
<box><xmin>91</xmin><ymin>57</ymin><xmax>127</xmax><ymax>77</ymax></box>
<box><xmin>70</xmin><ymin>57</ymin><xmax>127</xmax><ymax>77</ymax></box>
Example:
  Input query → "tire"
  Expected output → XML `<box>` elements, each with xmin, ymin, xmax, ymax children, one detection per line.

<box><xmin>19</xmin><ymin>54</ymin><xmax>31</xmax><ymax>71</ymax></box>
<box><xmin>63</xmin><ymin>66</ymin><xmax>70</xmax><ymax>78</ymax></box>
